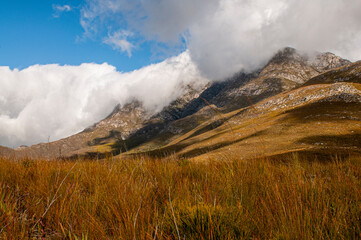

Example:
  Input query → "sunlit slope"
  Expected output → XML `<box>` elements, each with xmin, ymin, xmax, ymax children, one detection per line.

<box><xmin>128</xmin><ymin>82</ymin><xmax>361</xmax><ymax>160</ymax></box>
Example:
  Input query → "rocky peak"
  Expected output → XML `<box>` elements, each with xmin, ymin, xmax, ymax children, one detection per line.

<box><xmin>105</xmin><ymin>101</ymin><xmax>146</xmax><ymax>119</ymax></box>
<box><xmin>308</xmin><ymin>52</ymin><xmax>351</xmax><ymax>72</ymax></box>
<box><xmin>260</xmin><ymin>48</ymin><xmax>350</xmax><ymax>84</ymax></box>
<box><xmin>268</xmin><ymin>47</ymin><xmax>307</xmax><ymax>65</ymax></box>
<box><xmin>205</xmin><ymin>47</ymin><xmax>352</xmax><ymax>112</ymax></box>
<box><xmin>259</xmin><ymin>47</ymin><xmax>317</xmax><ymax>85</ymax></box>
<box><xmin>267</xmin><ymin>47</ymin><xmax>350</xmax><ymax>71</ymax></box>
<box><xmin>82</xmin><ymin>100</ymin><xmax>150</xmax><ymax>139</ymax></box>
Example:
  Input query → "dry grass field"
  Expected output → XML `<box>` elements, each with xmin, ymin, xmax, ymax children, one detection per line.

<box><xmin>1</xmin><ymin>153</ymin><xmax>361</xmax><ymax>239</ymax></box>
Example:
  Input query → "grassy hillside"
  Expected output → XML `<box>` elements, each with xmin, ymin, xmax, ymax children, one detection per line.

<box><xmin>124</xmin><ymin>82</ymin><xmax>361</xmax><ymax>161</ymax></box>
<box><xmin>1</xmin><ymin>154</ymin><xmax>361</xmax><ymax>239</ymax></box>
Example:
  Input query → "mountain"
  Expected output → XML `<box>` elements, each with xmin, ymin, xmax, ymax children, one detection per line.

<box><xmin>113</xmin><ymin>48</ymin><xmax>353</xmax><ymax>154</ymax></box>
<box><xmin>139</xmin><ymin>81</ymin><xmax>361</xmax><ymax>160</ymax></box>
<box><xmin>5</xmin><ymin>47</ymin><xmax>359</xmax><ymax>160</ymax></box>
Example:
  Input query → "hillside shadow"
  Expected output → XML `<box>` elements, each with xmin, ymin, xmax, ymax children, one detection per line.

<box><xmin>181</xmin><ymin>119</ymin><xmax>228</xmax><ymax>142</ymax></box>
<box><xmin>87</xmin><ymin>130</ymin><xmax>122</xmax><ymax>146</ymax></box>
<box><xmin>264</xmin><ymin>150</ymin><xmax>358</xmax><ymax>163</ymax></box>
<box><xmin>298</xmin><ymin>133</ymin><xmax>361</xmax><ymax>149</ymax></box>
<box><xmin>279</xmin><ymin>101</ymin><xmax>361</xmax><ymax>132</ymax></box>
<box><xmin>128</xmin><ymin>130</ymin><xmax>267</xmax><ymax>159</ymax></box>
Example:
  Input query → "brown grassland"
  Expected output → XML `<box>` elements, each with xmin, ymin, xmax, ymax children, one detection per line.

<box><xmin>1</xmin><ymin>152</ymin><xmax>361</xmax><ymax>239</ymax></box>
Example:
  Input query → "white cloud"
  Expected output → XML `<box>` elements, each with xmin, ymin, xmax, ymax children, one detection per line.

<box><xmin>0</xmin><ymin>52</ymin><xmax>207</xmax><ymax>148</ymax></box>
<box><xmin>53</xmin><ymin>4</ymin><xmax>72</xmax><ymax>18</ymax></box>
<box><xmin>80</xmin><ymin>0</ymin><xmax>361</xmax><ymax>79</ymax></box>
<box><xmin>103</xmin><ymin>30</ymin><xmax>134</xmax><ymax>57</ymax></box>
<box><xmin>55</xmin><ymin>5</ymin><xmax>71</xmax><ymax>12</ymax></box>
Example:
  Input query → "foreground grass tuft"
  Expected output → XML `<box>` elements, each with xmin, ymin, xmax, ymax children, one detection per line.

<box><xmin>0</xmin><ymin>154</ymin><xmax>361</xmax><ymax>239</ymax></box>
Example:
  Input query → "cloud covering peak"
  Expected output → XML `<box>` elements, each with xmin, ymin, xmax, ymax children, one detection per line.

<box><xmin>0</xmin><ymin>52</ymin><xmax>206</xmax><ymax>148</ymax></box>
<box><xmin>81</xmin><ymin>0</ymin><xmax>361</xmax><ymax>79</ymax></box>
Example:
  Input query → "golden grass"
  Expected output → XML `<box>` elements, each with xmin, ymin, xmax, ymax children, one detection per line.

<box><xmin>1</xmin><ymin>154</ymin><xmax>361</xmax><ymax>239</ymax></box>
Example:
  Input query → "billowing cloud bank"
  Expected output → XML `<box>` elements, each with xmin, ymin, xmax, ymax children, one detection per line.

<box><xmin>81</xmin><ymin>0</ymin><xmax>361</xmax><ymax>79</ymax></box>
<box><xmin>0</xmin><ymin>52</ymin><xmax>206</xmax><ymax>148</ymax></box>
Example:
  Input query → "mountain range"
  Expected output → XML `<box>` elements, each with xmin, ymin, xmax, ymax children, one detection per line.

<box><xmin>1</xmin><ymin>47</ymin><xmax>360</xmax><ymax>160</ymax></box>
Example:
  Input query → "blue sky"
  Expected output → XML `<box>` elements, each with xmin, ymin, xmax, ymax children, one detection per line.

<box><xmin>2</xmin><ymin>0</ymin><xmax>360</xmax><ymax>74</ymax></box>
<box><xmin>0</xmin><ymin>0</ymin><xmax>162</xmax><ymax>71</ymax></box>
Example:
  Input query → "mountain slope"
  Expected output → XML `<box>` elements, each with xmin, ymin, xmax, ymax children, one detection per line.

<box><xmin>6</xmin><ymin>48</ymin><xmax>355</xmax><ymax>160</ymax></box>
<box><xmin>115</xmin><ymin>48</ymin><xmax>351</xmax><ymax>153</ymax></box>
<box><xmin>131</xmin><ymin>82</ymin><xmax>361</xmax><ymax>160</ymax></box>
